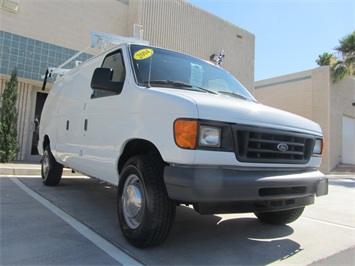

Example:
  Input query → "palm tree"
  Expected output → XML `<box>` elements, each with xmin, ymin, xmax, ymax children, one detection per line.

<box><xmin>316</xmin><ymin>52</ymin><xmax>334</xmax><ymax>66</ymax></box>
<box><xmin>316</xmin><ymin>32</ymin><xmax>355</xmax><ymax>83</ymax></box>
<box><xmin>334</xmin><ymin>31</ymin><xmax>355</xmax><ymax>78</ymax></box>
<box><xmin>331</xmin><ymin>60</ymin><xmax>348</xmax><ymax>83</ymax></box>
<box><xmin>334</xmin><ymin>31</ymin><xmax>355</xmax><ymax>59</ymax></box>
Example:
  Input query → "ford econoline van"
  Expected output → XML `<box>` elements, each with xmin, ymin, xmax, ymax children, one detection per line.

<box><xmin>39</xmin><ymin>42</ymin><xmax>328</xmax><ymax>247</ymax></box>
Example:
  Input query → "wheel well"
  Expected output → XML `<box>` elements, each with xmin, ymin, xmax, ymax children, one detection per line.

<box><xmin>43</xmin><ymin>135</ymin><xmax>50</xmax><ymax>150</ymax></box>
<box><xmin>118</xmin><ymin>139</ymin><xmax>163</xmax><ymax>174</ymax></box>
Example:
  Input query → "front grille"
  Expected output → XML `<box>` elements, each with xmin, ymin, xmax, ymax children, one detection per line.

<box><xmin>233</xmin><ymin>125</ymin><xmax>315</xmax><ymax>164</ymax></box>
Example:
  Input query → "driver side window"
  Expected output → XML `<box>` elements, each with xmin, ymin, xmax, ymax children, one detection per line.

<box><xmin>92</xmin><ymin>50</ymin><xmax>126</xmax><ymax>98</ymax></box>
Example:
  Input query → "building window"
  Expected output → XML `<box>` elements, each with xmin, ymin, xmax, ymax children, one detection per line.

<box><xmin>116</xmin><ymin>0</ymin><xmax>129</xmax><ymax>5</ymax></box>
<box><xmin>0</xmin><ymin>30</ymin><xmax>93</xmax><ymax>82</ymax></box>
<box><xmin>0</xmin><ymin>0</ymin><xmax>20</xmax><ymax>13</ymax></box>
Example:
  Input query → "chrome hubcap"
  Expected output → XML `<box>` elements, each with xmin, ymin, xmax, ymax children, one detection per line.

<box><xmin>122</xmin><ymin>174</ymin><xmax>144</xmax><ymax>229</ymax></box>
<box><xmin>42</xmin><ymin>151</ymin><xmax>50</xmax><ymax>179</ymax></box>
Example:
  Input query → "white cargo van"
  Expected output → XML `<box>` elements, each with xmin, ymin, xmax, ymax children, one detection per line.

<box><xmin>38</xmin><ymin>41</ymin><xmax>328</xmax><ymax>248</ymax></box>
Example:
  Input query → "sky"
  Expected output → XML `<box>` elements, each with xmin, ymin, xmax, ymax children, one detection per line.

<box><xmin>187</xmin><ymin>0</ymin><xmax>355</xmax><ymax>81</ymax></box>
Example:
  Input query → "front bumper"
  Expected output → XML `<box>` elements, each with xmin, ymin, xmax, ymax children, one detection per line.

<box><xmin>164</xmin><ymin>166</ymin><xmax>328</xmax><ymax>214</ymax></box>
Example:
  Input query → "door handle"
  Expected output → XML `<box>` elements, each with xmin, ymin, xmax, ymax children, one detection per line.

<box><xmin>84</xmin><ymin>119</ymin><xmax>88</xmax><ymax>131</ymax></box>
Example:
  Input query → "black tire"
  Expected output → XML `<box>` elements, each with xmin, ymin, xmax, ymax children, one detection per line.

<box><xmin>41</xmin><ymin>145</ymin><xmax>63</xmax><ymax>186</ymax></box>
<box><xmin>117</xmin><ymin>155</ymin><xmax>176</xmax><ymax>248</ymax></box>
<box><xmin>254</xmin><ymin>207</ymin><xmax>305</xmax><ymax>225</ymax></box>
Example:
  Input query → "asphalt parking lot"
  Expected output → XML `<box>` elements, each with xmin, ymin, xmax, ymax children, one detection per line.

<box><xmin>0</xmin><ymin>169</ymin><xmax>354</xmax><ymax>265</ymax></box>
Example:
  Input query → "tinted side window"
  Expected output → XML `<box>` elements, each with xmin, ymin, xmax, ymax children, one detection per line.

<box><xmin>102</xmin><ymin>51</ymin><xmax>126</xmax><ymax>82</ymax></box>
<box><xmin>92</xmin><ymin>50</ymin><xmax>126</xmax><ymax>98</ymax></box>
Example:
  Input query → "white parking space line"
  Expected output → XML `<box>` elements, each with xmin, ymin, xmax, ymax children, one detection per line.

<box><xmin>9</xmin><ymin>177</ymin><xmax>143</xmax><ymax>266</ymax></box>
<box><xmin>301</xmin><ymin>216</ymin><xmax>355</xmax><ymax>230</ymax></box>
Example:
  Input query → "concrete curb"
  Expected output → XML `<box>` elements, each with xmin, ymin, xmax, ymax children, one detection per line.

<box><xmin>0</xmin><ymin>168</ymin><xmax>41</xmax><ymax>176</ymax></box>
<box><xmin>0</xmin><ymin>163</ymin><xmax>79</xmax><ymax>176</ymax></box>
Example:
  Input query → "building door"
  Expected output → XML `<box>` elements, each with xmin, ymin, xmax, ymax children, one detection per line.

<box><xmin>26</xmin><ymin>92</ymin><xmax>47</xmax><ymax>161</ymax></box>
<box><xmin>342</xmin><ymin>116</ymin><xmax>355</xmax><ymax>165</ymax></box>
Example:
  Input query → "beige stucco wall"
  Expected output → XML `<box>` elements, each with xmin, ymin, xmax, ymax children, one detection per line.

<box><xmin>0</xmin><ymin>0</ymin><xmax>129</xmax><ymax>51</ymax></box>
<box><xmin>254</xmin><ymin>70</ymin><xmax>314</xmax><ymax>119</ymax></box>
<box><xmin>1</xmin><ymin>0</ymin><xmax>255</xmax><ymax>161</ymax></box>
<box><xmin>329</xmin><ymin>75</ymin><xmax>355</xmax><ymax>168</ymax></box>
<box><xmin>255</xmin><ymin>69</ymin><xmax>330</xmax><ymax>173</ymax></box>
<box><xmin>255</xmin><ymin>67</ymin><xmax>355</xmax><ymax>173</ymax></box>
<box><xmin>1</xmin><ymin>0</ymin><xmax>254</xmax><ymax>90</ymax></box>
<box><xmin>134</xmin><ymin>0</ymin><xmax>255</xmax><ymax>91</ymax></box>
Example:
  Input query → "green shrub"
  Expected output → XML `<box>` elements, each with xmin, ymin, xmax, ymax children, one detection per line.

<box><xmin>0</xmin><ymin>68</ymin><xmax>19</xmax><ymax>163</ymax></box>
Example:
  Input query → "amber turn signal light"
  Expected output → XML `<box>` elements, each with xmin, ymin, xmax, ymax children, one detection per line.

<box><xmin>174</xmin><ymin>119</ymin><xmax>198</xmax><ymax>149</ymax></box>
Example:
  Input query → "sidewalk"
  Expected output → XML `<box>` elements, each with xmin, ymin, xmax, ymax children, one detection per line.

<box><xmin>331</xmin><ymin>164</ymin><xmax>355</xmax><ymax>174</ymax></box>
<box><xmin>0</xmin><ymin>161</ymin><xmax>77</xmax><ymax>176</ymax></box>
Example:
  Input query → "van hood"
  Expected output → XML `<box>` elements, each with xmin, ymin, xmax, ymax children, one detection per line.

<box><xmin>163</xmin><ymin>89</ymin><xmax>322</xmax><ymax>136</ymax></box>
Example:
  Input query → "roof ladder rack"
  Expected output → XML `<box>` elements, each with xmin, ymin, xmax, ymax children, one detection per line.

<box><xmin>42</xmin><ymin>28</ymin><xmax>148</xmax><ymax>90</ymax></box>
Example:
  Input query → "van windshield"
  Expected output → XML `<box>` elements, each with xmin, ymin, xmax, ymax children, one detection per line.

<box><xmin>129</xmin><ymin>44</ymin><xmax>255</xmax><ymax>101</ymax></box>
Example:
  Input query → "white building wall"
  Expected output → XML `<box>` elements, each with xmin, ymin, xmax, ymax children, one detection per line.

<box><xmin>342</xmin><ymin>116</ymin><xmax>355</xmax><ymax>164</ymax></box>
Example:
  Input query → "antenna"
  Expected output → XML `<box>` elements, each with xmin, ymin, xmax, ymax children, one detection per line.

<box><xmin>210</xmin><ymin>50</ymin><xmax>225</xmax><ymax>67</ymax></box>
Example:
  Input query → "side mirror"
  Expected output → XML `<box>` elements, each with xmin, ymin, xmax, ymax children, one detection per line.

<box><xmin>90</xmin><ymin>68</ymin><xmax>123</xmax><ymax>93</ymax></box>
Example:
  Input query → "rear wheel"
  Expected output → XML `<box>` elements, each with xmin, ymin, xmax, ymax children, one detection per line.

<box><xmin>41</xmin><ymin>145</ymin><xmax>63</xmax><ymax>186</ymax></box>
<box><xmin>117</xmin><ymin>155</ymin><xmax>176</xmax><ymax>248</ymax></box>
<box><xmin>254</xmin><ymin>207</ymin><xmax>305</xmax><ymax>225</ymax></box>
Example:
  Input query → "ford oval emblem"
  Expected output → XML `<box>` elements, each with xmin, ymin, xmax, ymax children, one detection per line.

<box><xmin>277</xmin><ymin>143</ymin><xmax>289</xmax><ymax>152</ymax></box>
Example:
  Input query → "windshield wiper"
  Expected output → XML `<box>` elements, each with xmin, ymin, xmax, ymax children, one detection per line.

<box><xmin>141</xmin><ymin>80</ymin><xmax>192</xmax><ymax>88</ymax></box>
<box><xmin>218</xmin><ymin>91</ymin><xmax>248</xmax><ymax>100</ymax></box>
<box><xmin>140</xmin><ymin>80</ymin><xmax>218</xmax><ymax>94</ymax></box>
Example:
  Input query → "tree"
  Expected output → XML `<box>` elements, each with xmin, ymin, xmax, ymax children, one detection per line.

<box><xmin>316</xmin><ymin>52</ymin><xmax>334</xmax><ymax>66</ymax></box>
<box><xmin>316</xmin><ymin>31</ymin><xmax>355</xmax><ymax>83</ymax></box>
<box><xmin>334</xmin><ymin>31</ymin><xmax>355</xmax><ymax>76</ymax></box>
<box><xmin>331</xmin><ymin>60</ymin><xmax>348</xmax><ymax>83</ymax></box>
<box><xmin>0</xmin><ymin>68</ymin><xmax>19</xmax><ymax>163</ymax></box>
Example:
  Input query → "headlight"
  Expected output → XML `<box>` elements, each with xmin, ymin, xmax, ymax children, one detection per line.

<box><xmin>313</xmin><ymin>138</ymin><xmax>323</xmax><ymax>155</ymax></box>
<box><xmin>199</xmin><ymin>126</ymin><xmax>221</xmax><ymax>147</ymax></box>
<box><xmin>174</xmin><ymin>119</ymin><xmax>232</xmax><ymax>150</ymax></box>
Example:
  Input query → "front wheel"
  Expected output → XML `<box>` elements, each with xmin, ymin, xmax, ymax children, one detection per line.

<box><xmin>117</xmin><ymin>155</ymin><xmax>176</xmax><ymax>248</ymax></box>
<box><xmin>254</xmin><ymin>207</ymin><xmax>305</xmax><ymax>225</ymax></box>
<box><xmin>41</xmin><ymin>145</ymin><xmax>63</xmax><ymax>186</ymax></box>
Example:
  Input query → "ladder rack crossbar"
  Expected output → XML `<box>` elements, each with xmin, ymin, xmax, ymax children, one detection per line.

<box><xmin>42</xmin><ymin>30</ymin><xmax>149</xmax><ymax>90</ymax></box>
